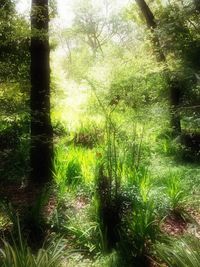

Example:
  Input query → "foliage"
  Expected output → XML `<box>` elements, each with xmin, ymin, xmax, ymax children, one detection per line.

<box><xmin>65</xmin><ymin>212</ymin><xmax>102</xmax><ymax>253</ymax></box>
<box><xmin>0</xmin><ymin>204</ymin><xmax>12</xmax><ymax>231</ymax></box>
<box><xmin>48</xmin><ymin>191</ymin><xmax>104</xmax><ymax>254</ymax></box>
<box><xmin>53</xmin><ymin>145</ymin><xmax>96</xmax><ymax>194</ymax></box>
<box><xmin>1</xmin><ymin>189</ymin><xmax>52</xmax><ymax>247</ymax></box>
<box><xmin>0</xmin><ymin>1</ymin><xmax>30</xmax><ymax>183</ymax></box>
<box><xmin>0</xmin><ymin>219</ymin><xmax>65</xmax><ymax>267</ymax></box>
<box><xmin>116</xmin><ymin>169</ymin><xmax>161</xmax><ymax>265</ymax></box>
<box><xmin>155</xmin><ymin>235</ymin><xmax>200</xmax><ymax>267</ymax></box>
<box><xmin>73</xmin><ymin>119</ymin><xmax>104</xmax><ymax>148</ymax></box>
<box><xmin>0</xmin><ymin>0</ymin><xmax>29</xmax><ymax>82</ymax></box>
<box><xmin>0</xmin><ymin>115</ymin><xmax>30</xmax><ymax>182</ymax></box>
<box><xmin>164</xmin><ymin>171</ymin><xmax>188</xmax><ymax>212</ymax></box>
<box><xmin>1</xmin><ymin>0</ymin><xmax>200</xmax><ymax>266</ymax></box>
<box><xmin>126</xmin><ymin>200</ymin><xmax>159</xmax><ymax>256</ymax></box>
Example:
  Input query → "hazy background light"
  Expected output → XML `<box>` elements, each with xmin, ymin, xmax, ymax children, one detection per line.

<box><xmin>16</xmin><ymin>0</ymin><xmax>131</xmax><ymax>27</ymax></box>
<box><xmin>15</xmin><ymin>0</ymin><xmax>131</xmax><ymax>129</ymax></box>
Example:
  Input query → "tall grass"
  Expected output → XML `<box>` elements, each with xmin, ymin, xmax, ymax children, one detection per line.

<box><xmin>155</xmin><ymin>236</ymin><xmax>200</xmax><ymax>267</ymax></box>
<box><xmin>0</xmin><ymin>219</ymin><xmax>66</xmax><ymax>267</ymax></box>
<box><xmin>163</xmin><ymin>171</ymin><xmax>189</xmax><ymax>214</ymax></box>
<box><xmin>53</xmin><ymin>144</ymin><xmax>96</xmax><ymax>195</ymax></box>
<box><xmin>117</xmin><ymin>169</ymin><xmax>161</xmax><ymax>266</ymax></box>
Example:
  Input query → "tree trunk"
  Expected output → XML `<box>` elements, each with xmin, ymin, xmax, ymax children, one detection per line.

<box><xmin>135</xmin><ymin>0</ymin><xmax>181</xmax><ymax>136</ymax></box>
<box><xmin>135</xmin><ymin>0</ymin><xmax>165</xmax><ymax>62</ymax></box>
<box><xmin>30</xmin><ymin>0</ymin><xmax>53</xmax><ymax>184</ymax></box>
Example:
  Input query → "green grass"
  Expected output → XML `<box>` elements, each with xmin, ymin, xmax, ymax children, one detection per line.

<box><xmin>0</xmin><ymin>219</ymin><xmax>66</xmax><ymax>267</ymax></box>
<box><xmin>2</xmin><ymin>100</ymin><xmax>199</xmax><ymax>267</ymax></box>
<box><xmin>0</xmin><ymin>238</ymin><xmax>65</xmax><ymax>267</ymax></box>
<box><xmin>155</xmin><ymin>236</ymin><xmax>200</xmax><ymax>267</ymax></box>
<box><xmin>164</xmin><ymin>171</ymin><xmax>188</xmax><ymax>212</ymax></box>
<box><xmin>53</xmin><ymin>144</ymin><xmax>97</xmax><ymax>195</ymax></box>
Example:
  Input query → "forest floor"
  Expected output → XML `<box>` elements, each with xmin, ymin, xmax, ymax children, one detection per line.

<box><xmin>0</xmin><ymin>180</ymin><xmax>199</xmax><ymax>267</ymax></box>
<box><xmin>0</xmin><ymin>135</ymin><xmax>200</xmax><ymax>266</ymax></box>
<box><xmin>0</xmin><ymin>181</ymin><xmax>199</xmax><ymax>234</ymax></box>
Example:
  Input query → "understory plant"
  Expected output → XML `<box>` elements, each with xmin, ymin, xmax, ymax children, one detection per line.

<box><xmin>53</xmin><ymin>145</ymin><xmax>82</xmax><ymax>191</ymax></box>
<box><xmin>53</xmin><ymin>144</ymin><xmax>96</xmax><ymax>196</ymax></box>
<box><xmin>0</xmin><ymin>219</ymin><xmax>66</xmax><ymax>267</ymax></box>
<box><xmin>118</xmin><ymin>170</ymin><xmax>160</xmax><ymax>266</ymax></box>
<box><xmin>48</xmin><ymin>190</ymin><xmax>103</xmax><ymax>254</ymax></box>
<box><xmin>66</xmin><ymin>211</ymin><xmax>102</xmax><ymax>254</ymax></box>
<box><xmin>1</xmin><ymin>188</ymin><xmax>53</xmax><ymax>248</ymax></box>
<box><xmin>94</xmin><ymin>99</ymin><xmax>152</xmax><ymax>254</ymax></box>
<box><xmin>95</xmin><ymin>115</ymin><xmax>124</xmax><ymax>252</ymax></box>
<box><xmin>73</xmin><ymin>118</ymin><xmax>103</xmax><ymax>148</ymax></box>
<box><xmin>164</xmin><ymin>171</ymin><xmax>189</xmax><ymax>216</ymax></box>
<box><xmin>155</xmin><ymin>235</ymin><xmax>200</xmax><ymax>267</ymax></box>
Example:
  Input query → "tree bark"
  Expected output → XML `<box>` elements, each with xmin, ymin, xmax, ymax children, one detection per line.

<box><xmin>30</xmin><ymin>0</ymin><xmax>53</xmax><ymax>184</ymax></box>
<box><xmin>135</xmin><ymin>0</ymin><xmax>165</xmax><ymax>62</ymax></box>
<box><xmin>135</xmin><ymin>0</ymin><xmax>181</xmax><ymax>136</ymax></box>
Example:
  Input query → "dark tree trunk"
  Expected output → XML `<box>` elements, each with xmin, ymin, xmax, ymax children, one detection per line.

<box><xmin>135</xmin><ymin>0</ymin><xmax>156</xmax><ymax>28</ymax></box>
<box><xmin>135</xmin><ymin>0</ymin><xmax>165</xmax><ymax>62</ymax></box>
<box><xmin>30</xmin><ymin>0</ymin><xmax>53</xmax><ymax>184</ymax></box>
<box><xmin>135</xmin><ymin>0</ymin><xmax>181</xmax><ymax>136</ymax></box>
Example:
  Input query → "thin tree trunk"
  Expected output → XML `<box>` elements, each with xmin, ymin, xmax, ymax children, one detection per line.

<box><xmin>136</xmin><ymin>0</ymin><xmax>181</xmax><ymax>136</ymax></box>
<box><xmin>30</xmin><ymin>0</ymin><xmax>53</xmax><ymax>184</ymax></box>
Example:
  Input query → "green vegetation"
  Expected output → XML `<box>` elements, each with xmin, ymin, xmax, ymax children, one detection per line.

<box><xmin>0</xmin><ymin>219</ymin><xmax>65</xmax><ymax>267</ymax></box>
<box><xmin>0</xmin><ymin>0</ymin><xmax>200</xmax><ymax>266</ymax></box>
<box><xmin>155</xmin><ymin>236</ymin><xmax>200</xmax><ymax>267</ymax></box>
